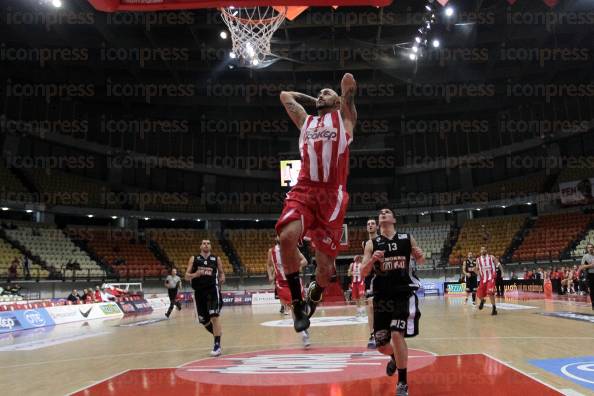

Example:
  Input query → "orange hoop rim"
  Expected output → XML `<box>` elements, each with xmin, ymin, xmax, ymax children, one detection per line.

<box><xmin>219</xmin><ymin>6</ymin><xmax>287</xmax><ymax>25</ymax></box>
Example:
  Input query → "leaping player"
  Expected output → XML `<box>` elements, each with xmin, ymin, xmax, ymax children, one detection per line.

<box><xmin>276</xmin><ymin>73</ymin><xmax>357</xmax><ymax>332</ymax></box>
<box><xmin>348</xmin><ymin>255</ymin><xmax>365</xmax><ymax>317</ymax></box>
<box><xmin>267</xmin><ymin>238</ymin><xmax>311</xmax><ymax>347</ymax></box>
<box><xmin>361</xmin><ymin>208</ymin><xmax>425</xmax><ymax>396</ymax></box>
<box><xmin>474</xmin><ymin>246</ymin><xmax>499</xmax><ymax>316</ymax></box>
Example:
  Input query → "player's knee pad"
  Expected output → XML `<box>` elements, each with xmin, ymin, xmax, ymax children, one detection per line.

<box><xmin>374</xmin><ymin>329</ymin><xmax>390</xmax><ymax>348</ymax></box>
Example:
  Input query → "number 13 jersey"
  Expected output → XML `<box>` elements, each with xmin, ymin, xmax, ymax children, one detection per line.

<box><xmin>371</xmin><ymin>233</ymin><xmax>420</xmax><ymax>296</ymax></box>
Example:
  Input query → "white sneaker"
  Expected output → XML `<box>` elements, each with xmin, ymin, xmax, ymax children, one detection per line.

<box><xmin>210</xmin><ymin>345</ymin><xmax>221</xmax><ymax>357</ymax></box>
<box><xmin>302</xmin><ymin>330</ymin><xmax>311</xmax><ymax>348</ymax></box>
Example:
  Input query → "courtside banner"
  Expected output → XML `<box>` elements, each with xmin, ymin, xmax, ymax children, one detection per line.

<box><xmin>503</xmin><ymin>279</ymin><xmax>544</xmax><ymax>293</ymax></box>
<box><xmin>117</xmin><ymin>299</ymin><xmax>153</xmax><ymax>315</ymax></box>
<box><xmin>0</xmin><ymin>308</ymin><xmax>55</xmax><ymax>333</ymax></box>
<box><xmin>46</xmin><ymin>302</ymin><xmax>123</xmax><ymax>324</ymax></box>
<box><xmin>443</xmin><ymin>282</ymin><xmax>467</xmax><ymax>295</ymax></box>
<box><xmin>251</xmin><ymin>292</ymin><xmax>278</xmax><ymax>305</ymax></box>
<box><xmin>221</xmin><ymin>291</ymin><xmax>252</xmax><ymax>306</ymax></box>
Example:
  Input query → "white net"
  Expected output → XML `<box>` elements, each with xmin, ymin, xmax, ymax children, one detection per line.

<box><xmin>220</xmin><ymin>6</ymin><xmax>287</xmax><ymax>66</ymax></box>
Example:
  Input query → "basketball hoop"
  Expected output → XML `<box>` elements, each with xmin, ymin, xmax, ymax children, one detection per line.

<box><xmin>220</xmin><ymin>6</ymin><xmax>287</xmax><ymax>66</ymax></box>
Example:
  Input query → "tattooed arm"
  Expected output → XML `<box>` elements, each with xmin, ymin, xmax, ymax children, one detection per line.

<box><xmin>340</xmin><ymin>73</ymin><xmax>357</xmax><ymax>138</ymax></box>
<box><xmin>279</xmin><ymin>91</ymin><xmax>316</xmax><ymax>129</ymax></box>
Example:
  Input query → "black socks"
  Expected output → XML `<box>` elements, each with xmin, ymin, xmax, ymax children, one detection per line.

<box><xmin>286</xmin><ymin>272</ymin><xmax>303</xmax><ymax>301</ymax></box>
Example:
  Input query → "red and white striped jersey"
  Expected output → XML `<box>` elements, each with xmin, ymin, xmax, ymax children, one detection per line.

<box><xmin>477</xmin><ymin>254</ymin><xmax>497</xmax><ymax>282</ymax></box>
<box><xmin>271</xmin><ymin>245</ymin><xmax>286</xmax><ymax>283</ymax></box>
<box><xmin>297</xmin><ymin>110</ymin><xmax>352</xmax><ymax>186</ymax></box>
<box><xmin>351</xmin><ymin>261</ymin><xmax>363</xmax><ymax>283</ymax></box>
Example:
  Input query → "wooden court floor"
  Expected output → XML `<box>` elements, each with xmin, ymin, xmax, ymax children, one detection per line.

<box><xmin>1</xmin><ymin>295</ymin><xmax>593</xmax><ymax>395</ymax></box>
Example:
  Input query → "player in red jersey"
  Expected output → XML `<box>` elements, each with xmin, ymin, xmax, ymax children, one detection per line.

<box><xmin>348</xmin><ymin>255</ymin><xmax>366</xmax><ymax>317</ymax></box>
<box><xmin>275</xmin><ymin>73</ymin><xmax>357</xmax><ymax>332</ymax></box>
<box><xmin>474</xmin><ymin>246</ymin><xmax>499</xmax><ymax>315</ymax></box>
<box><xmin>267</xmin><ymin>238</ymin><xmax>310</xmax><ymax>347</ymax></box>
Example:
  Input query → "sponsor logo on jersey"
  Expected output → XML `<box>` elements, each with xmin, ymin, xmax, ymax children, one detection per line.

<box><xmin>398</xmin><ymin>234</ymin><xmax>408</xmax><ymax>239</ymax></box>
<box><xmin>306</xmin><ymin>128</ymin><xmax>337</xmax><ymax>142</ymax></box>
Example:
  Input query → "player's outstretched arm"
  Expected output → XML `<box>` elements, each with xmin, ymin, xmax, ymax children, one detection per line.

<box><xmin>410</xmin><ymin>235</ymin><xmax>425</xmax><ymax>265</ymax></box>
<box><xmin>340</xmin><ymin>73</ymin><xmax>357</xmax><ymax>136</ymax></box>
<box><xmin>185</xmin><ymin>256</ymin><xmax>197</xmax><ymax>281</ymax></box>
<box><xmin>279</xmin><ymin>91</ymin><xmax>315</xmax><ymax>129</ymax></box>
<box><xmin>361</xmin><ymin>240</ymin><xmax>378</xmax><ymax>277</ymax></box>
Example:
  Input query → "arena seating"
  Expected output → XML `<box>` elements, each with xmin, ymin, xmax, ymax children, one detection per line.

<box><xmin>3</xmin><ymin>225</ymin><xmax>96</xmax><ymax>277</ymax></box>
<box><xmin>27</xmin><ymin>169</ymin><xmax>116</xmax><ymax>208</ymax></box>
<box><xmin>226</xmin><ymin>229</ymin><xmax>275</xmax><ymax>275</ymax></box>
<box><xmin>148</xmin><ymin>228</ymin><xmax>234</xmax><ymax>275</ymax></box>
<box><xmin>75</xmin><ymin>227</ymin><xmax>165</xmax><ymax>277</ymax></box>
<box><xmin>398</xmin><ymin>222</ymin><xmax>452</xmax><ymax>261</ymax></box>
<box><xmin>571</xmin><ymin>228</ymin><xmax>594</xmax><ymax>257</ymax></box>
<box><xmin>513</xmin><ymin>212</ymin><xmax>594</xmax><ymax>261</ymax></box>
<box><xmin>450</xmin><ymin>214</ymin><xmax>527</xmax><ymax>265</ymax></box>
<box><xmin>342</xmin><ymin>223</ymin><xmax>452</xmax><ymax>262</ymax></box>
<box><xmin>0</xmin><ymin>238</ymin><xmax>34</xmax><ymax>279</ymax></box>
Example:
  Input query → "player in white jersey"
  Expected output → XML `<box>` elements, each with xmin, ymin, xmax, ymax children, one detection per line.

<box><xmin>348</xmin><ymin>255</ymin><xmax>366</xmax><ymax>317</ymax></box>
<box><xmin>267</xmin><ymin>238</ymin><xmax>311</xmax><ymax>347</ymax></box>
<box><xmin>474</xmin><ymin>246</ymin><xmax>499</xmax><ymax>316</ymax></box>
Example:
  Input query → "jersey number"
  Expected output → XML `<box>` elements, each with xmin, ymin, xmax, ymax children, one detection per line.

<box><xmin>387</xmin><ymin>243</ymin><xmax>398</xmax><ymax>252</ymax></box>
<box><xmin>390</xmin><ymin>319</ymin><xmax>406</xmax><ymax>330</ymax></box>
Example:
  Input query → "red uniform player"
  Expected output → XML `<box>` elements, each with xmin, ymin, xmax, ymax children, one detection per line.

<box><xmin>475</xmin><ymin>246</ymin><xmax>499</xmax><ymax>315</ymax></box>
<box><xmin>275</xmin><ymin>73</ymin><xmax>358</xmax><ymax>332</ymax></box>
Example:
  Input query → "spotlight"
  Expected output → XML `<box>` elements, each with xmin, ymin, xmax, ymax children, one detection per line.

<box><xmin>255</xmin><ymin>219</ymin><xmax>260</xmax><ymax>222</ymax></box>
<box><xmin>415</xmin><ymin>36</ymin><xmax>421</xmax><ymax>43</ymax></box>
<box><xmin>412</xmin><ymin>45</ymin><xmax>419</xmax><ymax>53</ymax></box>
<box><xmin>432</xmin><ymin>39</ymin><xmax>440</xmax><ymax>48</ymax></box>
<box><xmin>409</xmin><ymin>53</ymin><xmax>417</xmax><ymax>61</ymax></box>
<box><xmin>51</xmin><ymin>0</ymin><xmax>62</xmax><ymax>7</ymax></box>
<box><xmin>111</xmin><ymin>216</ymin><xmax>118</xmax><ymax>219</ymax></box>
<box><xmin>87</xmin><ymin>214</ymin><xmax>94</xmax><ymax>218</ymax></box>
<box><xmin>171</xmin><ymin>218</ymin><xmax>175</xmax><ymax>222</ymax></box>
<box><xmin>425</xmin><ymin>4</ymin><xmax>432</xmax><ymax>11</ymax></box>
<box><xmin>196</xmin><ymin>218</ymin><xmax>201</xmax><ymax>222</ymax></box>
<box><xmin>426</xmin><ymin>22</ymin><xmax>431</xmax><ymax>29</ymax></box>
<box><xmin>25</xmin><ymin>209</ymin><xmax>33</xmax><ymax>213</ymax></box>
<box><xmin>252</xmin><ymin>58</ymin><xmax>259</xmax><ymax>65</ymax></box>
<box><xmin>445</xmin><ymin>6</ymin><xmax>454</xmax><ymax>17</ymax></box>
<box><xmin>144</xmin><ymin>217</ymin><xmax>150</xmax><ymax>220</ymax></box>
<box><xmin>228</xmin><ymin>65</ymin><xmax>235</xmax><ymax>70</ymax></box>
<box><xmin>1</xmin><ymin>207</ymin><xmax>8</xmax><ymax>211</ymax></box>
<box><xmin>229</xmin><ymin>51</ymin><xmax>236</xmax><ymax>59</ymax></box>
<box><xmin>220</xmin><ymin>31</ymin><xmax>228</xmax><ymax>39</ymax></box>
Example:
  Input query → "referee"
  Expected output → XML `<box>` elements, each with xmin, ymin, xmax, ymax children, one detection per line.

<box><xmin>579</xmin><ymin>242</ymin><xmax>594</xmax><ymax>310</ymax></box>
<box><xmin>165</xmin><ymin>268</ymin><xmax>182</xmax><ymax>318</ymax></box>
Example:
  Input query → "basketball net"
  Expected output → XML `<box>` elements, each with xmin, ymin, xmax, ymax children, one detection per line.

<box><xmin>220</xmin><ymin>6</ymin><xmax>288</xmax><ymax>66</ymax></box>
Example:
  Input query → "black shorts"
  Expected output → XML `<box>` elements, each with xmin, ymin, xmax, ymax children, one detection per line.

<box><xmin>194</xmin><ymin>286</ymin><xmax>222</xmax><ymax>324</ymax></box>
<box><xmin>373</xmin><ymin>291</ymin><xmax>421</xmax><ymax>338</ymax></box>
<box><xmin>465</xmin><ymin>276</ymin><xmax>477</xmax><ymax>291</ymax></box>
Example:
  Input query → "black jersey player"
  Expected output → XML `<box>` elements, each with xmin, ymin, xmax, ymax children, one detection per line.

<box><xmin>185</xmin><ymin>239</ymin><xmax>226</xmax><ymax>357</ymax></box>
<box><xmin>362</xmin><ymin>208</ymin><xmax>425</xmax><ymax>396</ymax></box>
<box><xmin>363</xmin><ymin>218</ymin><xmax>379</xmax><ymax>348</ymax></box>
<box><xmin>463</xmin><ymin>252</ymin><xmax>478</xmax><ymax>305</ymax></box>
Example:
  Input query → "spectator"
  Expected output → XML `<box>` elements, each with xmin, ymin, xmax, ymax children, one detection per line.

<box><xmin>67</xmin><ymin>289</ymin><xmax>81</xmax><ymax>303</ymax></box>
<box><xmin>94</xmin><ymin>286</ymin><xmax>103</xmax><ymax>302</ymax></box>
<box><xmin>22</xmin><ymin>255</ymin><xmax>30</xmax><ymax>279</ymax></box>
<box><xmin>510</xmin><ymin>271</ymin><xmax>518</xmax><ymax>280</ymax></box>
<box><xmin>8</xmin><ymin>257</ymin><xmax>19</xmax><ymax>281</ymax></box>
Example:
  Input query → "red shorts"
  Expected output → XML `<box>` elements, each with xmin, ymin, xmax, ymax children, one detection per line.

<box><xmin>276</xmin><ymin>280</ymin><xmax>303</xmax><ymax>305</ymax></box>
<box><xmin>275</xmin><ymin>183</ymin><xmax>349</xmax><ymax>258</ymax></box>
<box><xmin>477</xmin><ymin>279</ymin><xmax>495</xmax><ymax>299</ymax></box>
<box><xmin>351</xmin><ymin>281</ymin><xmax>365</xmax><ymax>300</ymax></box>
